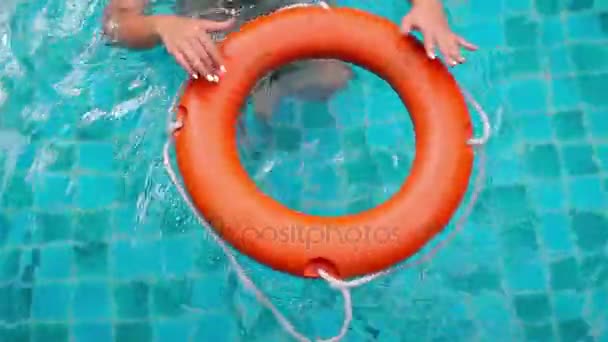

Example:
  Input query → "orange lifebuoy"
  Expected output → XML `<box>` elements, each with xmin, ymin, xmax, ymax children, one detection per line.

<box><xmin>174</xmin><ymin>7</ymin><xmax>474</xmax><ymax>279</ymax></box>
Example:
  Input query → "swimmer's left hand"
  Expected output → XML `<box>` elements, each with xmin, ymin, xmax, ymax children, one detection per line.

<box><xmin>401</xmin><ymin>0</ymin><xmax>477</xmax><ymax>66</ymax></box>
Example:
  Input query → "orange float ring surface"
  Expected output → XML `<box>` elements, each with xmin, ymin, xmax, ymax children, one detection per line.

<box><xmin>174</xmin><ymin>7</ymin><xmax>474</xmax><ymax>279</ymax></box>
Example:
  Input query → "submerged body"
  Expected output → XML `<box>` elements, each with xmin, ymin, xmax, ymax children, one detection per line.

<box><xmin>102</xmin><ymin>0</ymin><xmax>477</xmax><ymax>117</ymax></box>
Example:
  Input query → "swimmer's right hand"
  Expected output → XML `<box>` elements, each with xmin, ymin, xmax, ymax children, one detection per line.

<box><xmin>153</xmin><ymin>15</ymin><xmax>235</xmax><ymax>81</ymax></box>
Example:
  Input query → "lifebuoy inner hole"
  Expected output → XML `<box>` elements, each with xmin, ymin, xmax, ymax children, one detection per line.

<box><xmin>236</xmin><ymin>60</ymin><xmax>416</xmax><ymax>218</ymax></box>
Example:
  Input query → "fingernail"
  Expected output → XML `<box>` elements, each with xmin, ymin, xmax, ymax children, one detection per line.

<box><xmin>428</xmin><ymin>53</ymin><xmax>436</xmax><ymax>60</ymax></box>
<box><xmin>220</xmin><ymin>65</ymin><xmax>227</xmax><ymax>73</ymax></box>
<box><xmin>206</xmin><ymin>74</ymin><xmax>214</xmax><ymax>82</ymax></box>
<box><xmin>192</xmin><ymin>73</ymin><xmax>199</xmax><ymax>79</ymax></box>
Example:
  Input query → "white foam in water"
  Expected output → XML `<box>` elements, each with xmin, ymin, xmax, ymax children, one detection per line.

<box><xmin>0</xmin><ymin>129</ymin><xmax>29</xmax><ymax>205</ymax></box>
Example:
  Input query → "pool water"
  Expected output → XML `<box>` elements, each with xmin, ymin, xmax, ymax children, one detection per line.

<box><xmin>1</xmin><ymin>0</ymin><xmax>607</xmax><ymax>341</ymax></box>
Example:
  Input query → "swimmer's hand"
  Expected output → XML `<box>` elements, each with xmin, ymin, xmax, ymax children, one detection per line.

<box><xmin>402</xmin><ymin>0</ymin><xmax>477</xmax><ymax>66</ymax></box>
<box><xmin>154</xmin><ymin>15</ymin><xmax>235</xmax><ymax>81</ymax></box>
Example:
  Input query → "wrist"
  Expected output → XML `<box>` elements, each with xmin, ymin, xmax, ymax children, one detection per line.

<box><xmin>146</xmin><ymin>15</ymin><xmax>168</xmax><ymax>36</ymax></box>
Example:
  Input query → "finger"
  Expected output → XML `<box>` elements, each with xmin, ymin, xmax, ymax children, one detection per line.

<box><xmin>200</xmin><ymin>17</ymin><xmax>236</xmax><ymax>33</ymax></box>
<box><xmin>180</xmin><ymin>43</ymin><xmax>211</xmax><ymax>79</ymax></box>
<box><xmin>421</xmin><ymin>30</ymin><xmax>436</xmax><ymax>59</ymax></box>
<box><xmin>400</xmin><ymin>15</ymin><xmax>413</xmax><ymax>35</ymax></box>
<box><xmin>171</xmin><ymin>48</ymin><xmax>195</xmax><ymax>77</ymax></box>
<box><xmin>199</xmin><ymin>34</ymin><xmax>225</xmax><ymax>72</ymax></box>
<box><xmin>190</xmin><ymin>37</ymin><xmax>215</xmax><ymax>74</ymax></box>
<box><xmin>438</xmin><ymin>40</ymin><xmax>457</xmax><ymax>67</ymax></box>
<box><xmin>457</xmin><ymin>36</ymin><xmax>478</xmax><ymax>51</ymax></box>
<box><xmin>445</xmin><ymin>38</ymin><xmax>463</xmax><ymax>65</ymax></box>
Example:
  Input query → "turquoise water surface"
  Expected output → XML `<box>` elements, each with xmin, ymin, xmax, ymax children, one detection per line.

<box><xmin>1</xmin><ymin>0</ymin><xmax>608</xmax><ymax>341</ymax></box>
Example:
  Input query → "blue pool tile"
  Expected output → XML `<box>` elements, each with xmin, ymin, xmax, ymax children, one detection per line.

<box><xmin>112</xmin><ymin>240</ymin><xmax>162</xmax><ymax>280</ymax></box>
<box><xmin>302</xmin><ymin>129</ymin><xmax>342</xmax><ymax>160</ymax></box>
<box><xmin>33</xmin><ymin>213</ymin><xmax>72</xmax><ymax>243</ymax></box>
<box><xmin>460</xmin><ymin>22</ymin><xmax>506</xmax><ymax>48</ymax></box>
<box><xmin>569</xmin><ymin>43</ymin><xmax>608</xmax><ymax>73</ymax></box>
<box><xmin>77</xmin><ymin>142</ymin><xmax>115</xmax><ymax>172</ymax></box>
<box><xmin>524</xmin><ymin>323</ymin><xmax>557</xmax><ymax>342</ymax></box>
<box><xmin>75</xmin><ymin>175</ymin><xmax>118</xmax><ymax>209</ymax></box>
<box><xmin>506</xmin><ymin>79</ymin><xmax>548</xmax><ymax>112</ymax></box>
<box><xmin>471</xmin><ymin>293</ymin><xmax>513</xmax><ymax>332</ymax></box>
<box><xmin>506</xmin><ymin>0</ymin><xmax>532</xmax><ymax>12</ymax></box>
<box><xmin>553</xmin><ymin>291</ymin><xmax>584</xmax><ymax>321</ymax></box>
<box><xmin>515</xmin><ymin>115</ymin><xmax>553</xmax><ymax>141</ymax></box>
<box><xmin>561</xmin><ymin>144</ymin><xmax>599</xmax><ymax>176</ymax></box>
<box><xmin>191</xmin><ymin>274</ymin><xmax>228</xmax><ymax>309</ymax></box>
<box><xmin>587</xmin><ymin>109</ymin><xmax>608</xmax><ymax>139</ymax></box>
<box><xmin>73</xmin><ymin>323</ymin><xmax>113</xmax><ymax>342</ymax></box>
<box><xmin>74</xmin><ymin>242</ymin><xmax>108</xmax><ymax>277</ymax></box>
<box><xmin>481</xmin><ymin>185</ymin><xmax>535</xmax><ymax>225</ymax></box>
<box><xmin>31</xmin><ymin>323</ymin><xmax>69</xmax><ymax>342</ymax></box>
<box><xmin>115</xmin><ymin>322</ymin><xmax>152</xmax><ymax>342</ymax></box>
<box><xmin>568</xmin><ymin>177</ymin><xmax>607</xmax><ymax>210</ymax></box>
<box><xmin>513</xmin><ymin>293</ymin><xmax>551</xmax><ymax>323</ymax></box>
<box><xmin>193</xmin><ymin>314</ymin><xmax>238</xmax><ymax>341</ymax></box>
<box><xmin>330</xmin><ymin>86</ymin><xmax>366</xmax><ymax>127</ymax></box>
<box><xmin>470</xmin><ymin>0</ymin><xmax>504</xmax><ymax>16</ymax></box>
<box><xmin>527</xmin><ymin>181</ymin><xmax>565</xmax><ymax>211</ymax></box>
<box><xmin>598</xmin><ymin>146</ymin><xmax>608</xmax><ymax>169</ymax></box>
<box><xmin>504</xmin><ymin>259</ymin><xmax>548</xmax><ymax>292</ymax></box>
<box><xmin>72</xmin><ymin>282</ymin><xmax>112</xmax><ymax>321</ymax></box>
<box><xmin>0</xmin><ymin>285</ymin><xmax>31</xmax><ymax>324</ymax></box>
<box><xmin>601</xmin><ymin>11</ymin><xmax>608</xmax><ymax>30</ymax></box>
<box><xmin>577</xmin><ymin>73</ymin><xmax>608</xmax><ymax>106</ymax></box>
<box><xmin>590</xmin><ymin>288</ymin><xmax>608</xmax><ymax>320</ymax></box>
<box><xmin>571</xmin><ymin>211</ymin><xmax>608</xmax><ymax>252</ymax></box>
<box><xmin>31</xmin><ymin>283</ymin><xmax>71</xmax><ymax>320</ymax></box>
<box><xmin>505</xmin><ymin>16</ymin><xmax>539</xmax><ymax>47</ymax></box>
<box><xmin>46</xmin><ymin>144</ymin><xmax>75</xmax><ymax>172</ymax></box>
<box><xmin>557</xmin><ymin>319</ymin><xmax>592</xmax><ymax>342</ymax></box>
<box><xmin>541</xmin><ymin>17</ymin><xmax>566</xmax><ymax>46</ymax></box>
<box><xmin>492</xmin><ymin>159</ymin><xmax>524</xmax><ymax>186</ymax></box>
<box><xmin>0</xmin><ymin>174</ymin><xmax>35</xmax><ymax>209</ymax></box>
<box><xmin>300</xmin><ymin>101</ymin><xmax>335</xmax><ymax>129</ymax></box>
<box><xmin>551</xmin><ymin>78</ymin><xmax>581</xmax><ymax>110</ymax></box>
<box><xmin>151</xmin><ymin>278</ymin><xmax>191</xmax><ymax>317</ymax></box>
<box><xmin>272</xmin><ymin>126</ymin><xmax>302</xmax><ymax>152</ymax></box>
<box><xmin>567</xmin><ymin>14</ymin><xmax>605</xmax><ymax>40</ymax></box>
<box><xmin>161</xmin><ymin>234</ymin><xmax>196</xmax><ymax>277</ymax></box>
<box><xmin>550</xmin><ymin>257</ymin><xmax>582</xmax><ymax>291</ymax></box>
<box><xmin>504</xmin><ymin>48</ymin><xmax>541</xmax><ymax>76</ymax></box>
<box><xmin>37</xmin><ymin>245</ymin><xmax>73</xmax><ymax>280</ymax></box>
<box><xmin>114</xmin><ymin>281</ymin><xmax>150</xmax><ymax>320</ymax></box>
<box><xmin>303</xmin><ymin>166</ymin><xmax>341</xmax><ymax>201</ymax></box>
<box><xmin>311</xmin><ymin>308</ymin><xmax>344</xmax><ymax>338</ymax></box>
<box><xmin>34</xmin><ymin>174</ymin><xmax>73</xmax><ymax>210</ymax></box>
<box><xmin>154</xmin><ymin>320</ymin><xmax>194</xmax><ymax>342</ymax></box>
<box><xmin>74</xmin><ymin>210</ymin><xmax>111</xmax><ymax>243</ymax></box>
<box><xmin>551</xmin><ymin>110</ymin><xmax>586</xmax><ymax>141</ymax></box>
<box><xmin>534</xmin><ymin>0</ymin><xmax>560</xmax><ymax>15</ymax></box>
<box><xmin>0</xmin><ymin>325</ymin><xmax>29</xmax><ymax>341</ymax></box>
<box><xmin>366</xmin><ymin>123</ymin><xmax>403</xmax><ymax>149</ymax></box>
<box><xmin>568</xmin><ymin>0</ymin><xmax>594</xmax><ymax>11</ymax></box>
<box><xmin>539</xmin><ymin>213</ymin><xmax>575</xmax><ymax>254</ymax></box>
<box><xmin>549</xmin><ymin>48</ymin><xmax>575</xmax><ymax>75</ymax></box>
<box><xmin>524</xmin><ymin>144</ymin><xmax>561</xmax><ymax>179</ymax></box>
<box><xmin>0</xmin><ymin>250</ymin><xmax>20</xmax><ymax>282</ymax></box>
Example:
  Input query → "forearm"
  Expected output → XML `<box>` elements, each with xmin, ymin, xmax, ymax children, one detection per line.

<box><xmin>102</xmin><ymin>0</ymin><xmax>162</xmax><ymax>49</ymax></box>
